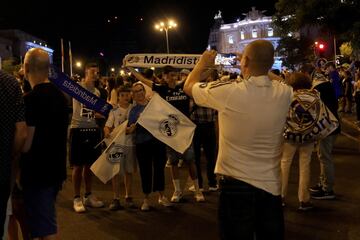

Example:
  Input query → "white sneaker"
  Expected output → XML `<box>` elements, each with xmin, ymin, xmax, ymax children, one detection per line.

<box><xmin>177</xmin><ymin>159</ymin><xmax>184</xmax><ymax>168</ymax></box>
<box><xmin>141</xmin><ymin>199</ymin><xmax>150</xmax><ymax>211</ymax></box>
<box><xmin>208</xmin><ymin>185</ymin><xmax>218</xmax><ymax>192</ymax></box>
<box><xmin>73</xmin><ymin>197</ymin><xmax>86</xmax><ymax>213</ymax></box>
<box><xmin>194</xmin><ymin>191</ymin><xmax>205</xmax><ymax>202</ymax></box>
<box><xmin>83</xmin><ymin>194</ymin><xmax>104</xmax><ymax>208</ymax></box>
<box><xmin>165</xmin><ymin>159</ymin><xmax>172</xmax><ymax>168</ymax></box>
<box><xmin>188</xmin><ymin>185</ymin><xmax>204</xmax><ymax>192</ymax></box>
<box><xmin>158</xmin><ymin>196</ymin><xmax>172</xmax><ymax>207</ymax></box>
<box><xmin>171</xmin><ymin>191</ymin><xmax>183</xmax><ymax>202</ymax></box>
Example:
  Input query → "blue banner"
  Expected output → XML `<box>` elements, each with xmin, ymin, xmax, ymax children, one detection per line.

<box><xmin>48</xmin><ymin>66</ymin><xmax>112</xmax><ymax>116</ymax></box>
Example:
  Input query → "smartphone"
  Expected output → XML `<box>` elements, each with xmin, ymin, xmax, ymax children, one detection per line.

<box><xmin>215</xmin><ymin>53</ymin><xmax>237</xmax><ymax>66</ymax></box>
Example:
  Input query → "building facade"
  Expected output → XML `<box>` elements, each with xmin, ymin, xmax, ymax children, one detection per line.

<box><xmin>0</xmin><ymin>29</ymin><xmax>54</xmax><ymax>64</ymax></box>
<box><xmin>208</xmin><ymin>7</ymin><xmax>282</xmax><ymax>69</ymax></box>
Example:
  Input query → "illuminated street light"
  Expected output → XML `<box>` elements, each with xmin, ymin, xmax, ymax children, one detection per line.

<box><xmin>154</xmin><ymin>19</ymin><xmax>177</xmax><ymax>54</ymax></box>
<box><xmin>111</xmin><ymin>67</ymin><xmax>115</xmax><ymax>72</ymax></box>
<box><xmin>76</xmin><ymin>61</ymin><xmax>82</xmax><ymax>68</ymax></box>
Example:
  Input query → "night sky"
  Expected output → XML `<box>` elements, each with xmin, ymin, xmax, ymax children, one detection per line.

<box><xmin>1</xmin><ymin>0</ymin><xmax>277</xmax><ymax>69</ymax></box>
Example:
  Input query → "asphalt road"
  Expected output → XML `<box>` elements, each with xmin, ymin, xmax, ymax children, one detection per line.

<box><xmin>48</xmin><ymin>114</ymin><xmax>360</xmax><ymax>240</ymax></box>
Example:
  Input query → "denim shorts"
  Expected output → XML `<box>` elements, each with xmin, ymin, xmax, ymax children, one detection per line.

<box><xmin>166</xmin><ymin>143</ymin><xmax>195</xmax><ymax>165</ymax></box>
<box><xmin>23</xmin><ymin>186</ymin><xmax>59</xmax><ymax>238</ymax></box>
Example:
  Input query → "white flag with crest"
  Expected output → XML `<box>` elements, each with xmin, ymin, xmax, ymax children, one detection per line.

<box><xmin>137</xmin><ymin>93</ymin><xmax>196</xmax><ymax>154</ymax></box>
<box><xmin>91</xmin><ymin>120</ymin><xmax>134</xmax><ymax>183</ymax></box>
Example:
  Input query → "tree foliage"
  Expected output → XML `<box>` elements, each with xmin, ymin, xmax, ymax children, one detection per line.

<box><xmin>340</xmin><ymin>42</ymin><xmax>353</xmax><ymax>57</ymax></box>
<box><xmin>276</xmin><ymin>36</ymin><xmax>314</xmax><ymax>69</ymax></box>
<box><xmin>1</xmin><ymin>58</ymin><xmax>21</xmax><ymax>76</ymax></box>
<box><xmin>273</xmin><ymin>0</ymin><xmax>360</xmax><ymax>58</ymax></box>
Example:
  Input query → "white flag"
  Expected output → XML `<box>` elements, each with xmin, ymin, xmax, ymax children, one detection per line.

<box><xmin>91</xmin><ymin>120</ymin><xmax>134</xmax><ymax>183</ymax></box>
<box><xmin>137</xmin><ymin>93</ymin><xmax>196</xmax><ymax>154</ymax></box>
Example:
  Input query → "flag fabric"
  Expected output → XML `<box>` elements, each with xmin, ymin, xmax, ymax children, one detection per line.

<box><xmin>91</xmin><ymin>120</ymin><xmax>135</xmax><ymax>183</ymax></box>
<box><xmin>48</xmin><ymin>65</ymin><xmax>113</xmax><ymax>116</ymax></box>
<box><xmin>137</xmin><ymin>93</ymin><xmax>196</xmax><ymax>154</ymax></box>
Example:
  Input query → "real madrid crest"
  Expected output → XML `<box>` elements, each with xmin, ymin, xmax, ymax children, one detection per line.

<box><xmin>288</xmin><ymin>90</ymin><xmax>320</xmax><ymax>132</ymax></box>
<box><xmin>159</xmin><ymin>114</ymin><xmax>180</xmax><ymax>137</ymax></box>
<box><xmin>107</xmin><ymin>144</ymin><xmax>126</xmax><ymax>163</ymax></box>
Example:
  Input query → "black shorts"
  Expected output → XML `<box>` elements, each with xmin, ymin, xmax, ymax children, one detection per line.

<box><xmin>69</xmin><ymin>128</ymin><xmax>101</xmax><ymax>166</ymax></box>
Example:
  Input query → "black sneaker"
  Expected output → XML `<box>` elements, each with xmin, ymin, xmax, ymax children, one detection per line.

<box><xmin>311</xmin><ymin>189</ymin><xmax>335</xmax><ymax>200</ymax></box>
<box><xmin>298</xmin><ymin>202</ymin><xmax>314</xmax><ymax>211</ymax></box>
<box><xmin>309</xmin><ymin>184</ymin><xmax>322</xmax><ymax>193</ymax></box>
<box><xmin>125</xmin><ymin>197</ymin><xmax>136</xmax><ymax>208</ymax></box>
<box><xmin>109</xmin><ymin>199</ymin><xmax>124</xmax><ymax>211</ymax></box>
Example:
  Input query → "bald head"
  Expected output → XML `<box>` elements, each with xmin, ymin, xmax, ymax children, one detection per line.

<box><xmin>241</xmin><ymin>40</ymin><xmax>274</xmax><ymax>77</ymax></box>
<box><xmin>24</xmin><ymin>48</ymin><xmax>50</xmax><ymax>87</ymax></box>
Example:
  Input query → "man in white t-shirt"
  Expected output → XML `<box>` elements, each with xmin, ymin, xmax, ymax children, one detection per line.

<box><xmin>184</xmin><ymin>40</ymin><xmax>293</xmax><ymax>240</ymax></box>
<box><xmin>104</xmin><ymin>86</ymin><xmax>136</xmax><ymax>210</ymax></box>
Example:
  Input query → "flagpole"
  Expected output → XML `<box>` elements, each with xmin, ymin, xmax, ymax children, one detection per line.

<box><xmin>69</xmin><ymin>41</ymin><xmax>73</xmax><ymax>77</ymax></box>
<box><xmin>60</xmin><ymin>38</ymin><xmax>64</xmax><ymax>73</ymax></box>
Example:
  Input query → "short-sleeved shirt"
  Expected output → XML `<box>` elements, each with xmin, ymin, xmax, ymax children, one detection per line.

<box><xmin>70</xmin><ymin>83</ymin><xmax>100</xmax><ymax>129</ymax></box>
<box><xmin>153</xmin><ymin>83</ymin><xmax>190</xmax><ymax>116</ymax></box>
<box><xmin>192</xmin><ymin>76</ymin><xmax>293</xmax><ymax>196</ymax></box>
<box><xmin>0</xmin><ymin>71</ymin><xmax>25</xmax><ymax>186</ymax></box>
<box><xmin>128</xmin><ymin>104</ymin><xmax>153</xmax><ymax>144</ymax></box>
<box><xmin>190</xmin><ymin>100</ymin><xmax>217</xmax><ymax>123</ymax></box>
<box><xmin>105</xmin><ymin>105</ymin><xmax>131</xmax><ymax>128</ymax></box>
<box><xmin>21</xmin><ymin>82</ymin><xmax>69</xmax><ymax>187</ymax></box>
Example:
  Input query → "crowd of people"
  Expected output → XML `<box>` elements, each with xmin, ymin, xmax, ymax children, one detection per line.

<box><xmin>1</xmin><ymin>40</ymin><xmax>360</xmax><ymax>239</ymax></box>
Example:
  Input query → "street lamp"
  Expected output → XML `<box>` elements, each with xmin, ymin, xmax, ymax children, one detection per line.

<box><xmin>154</xmin><ymin>20</ymin><xmax>177</xmax><ymax>54</ymax></box>
<box><xmin>76</xmin><ymin>61</ymin><xmax>82</xmax><ymax>68</ymax></box>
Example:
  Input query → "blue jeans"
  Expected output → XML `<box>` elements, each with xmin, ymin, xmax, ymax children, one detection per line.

<box><xmin>318</xmin><ymin>134</ymin><xmax>338</xmax><ymax>192</ymax></box>
<box><xmin>218</xmin><ymin>176</ymin><xmax>284</xmax><ymax>240</ymax></box>
<box><xmin>193</xmin><ymin>122</ymin><xmax>217</xmax><ymax>188</ymax></box>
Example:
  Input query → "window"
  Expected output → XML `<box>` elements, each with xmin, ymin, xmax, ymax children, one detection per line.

<box><xmin>268</xmin><ymin>28</ymin><xmax>273</xmax><ymax>37</ymax></box>
<box><xmin>252</xmin><ymin>28</ymin><xmax>257</xmax><ymax>38</ymax></box>
<box><xmin>228</xmin><ymin>35</ymin><xmax>234</xmax><ymax>44</ymax></box>
<box><xmin>240</xmin><ymin>31</ymin><xmax>245</xmax><ymax>40</ymax></box>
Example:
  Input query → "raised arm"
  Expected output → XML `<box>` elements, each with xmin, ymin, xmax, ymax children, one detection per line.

<box><xmin>126</xmin><ymin>67</ymin><xmax>153</xmax><ymax>88</ymax></box>
<box><xmin>184</xmin><ymin>50</ymin><xmax>217</xmax><ymax>97</ymax></box>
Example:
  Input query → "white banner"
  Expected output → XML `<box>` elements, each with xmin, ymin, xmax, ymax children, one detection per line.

<box><xmin>137</xmin><ymin>93</ymin><xmax>196</xmax><ymax>153</ymax></box>
<box><xmin>91</xmin><ymin>120</ymin><xmax>135</xmax><ymax>183</ymax></box>
<box><xmin>123</xmin><ymin>54</ymin><xmax>201</xmax><ymax>69</ymax></box>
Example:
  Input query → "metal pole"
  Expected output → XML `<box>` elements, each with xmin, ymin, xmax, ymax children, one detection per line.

<box><xmin>69</xmin><ymin>41</ymin><xmax>73</xmax><ymax>77</ymax></box>
<box><xmin>165</xmin><ymin>28</ymin><xmax>170</xmax><ymax>54</ymax></box>
<box><xmin>334</xmin><ymin>35</ymin><xmax>337</xmax><ymax>67</ymax></box>
<box><xmin>61</xmin><ymin>38</ymin><xmax>64</xmax><ymax>73</ymax></box>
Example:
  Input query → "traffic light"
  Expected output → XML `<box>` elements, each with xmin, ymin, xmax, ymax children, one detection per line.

<box><xmin>314</xmin><ymin>41</ymin><xmax>326</xmax><ymax>57</ymax></box>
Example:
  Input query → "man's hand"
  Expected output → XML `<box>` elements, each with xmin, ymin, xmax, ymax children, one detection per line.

<box><xmin>197</xmin><ymin>50</ymin><xmax>217</xmax><ymax>70</ymax></box>
<box><xmin>184</xmin><ymin>50</ymin><xmax>217</xmax><ymax>97</ymax></box>
<box><xmin>126</xmin><ymin>124</ymin><xmax>136</xmax><ymax>134</ymax></box>
<box><xmin>95</xmin><ymin>112</ymin><xmax>105</xmax><ymax>119</ymax></box>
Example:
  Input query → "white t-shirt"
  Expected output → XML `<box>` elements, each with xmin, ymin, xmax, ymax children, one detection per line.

<box><xmin>70</xmin><ymin>83</ymin><xmax>100</xmax><ymax>128</ymax></box>
<box><xmin>105</xmin><ymin>104</ymin><xmax>131</xmax><ymax>128</ymax></box>
<box><xmin>192</xmin><ymin>76</ymin><xmax>293</xmax><ymax>195</ymax></box>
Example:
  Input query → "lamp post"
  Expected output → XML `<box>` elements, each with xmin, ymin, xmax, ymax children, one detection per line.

<box><xmin>75</xmin><ymin>61</ymin><xmax>82</xmax><ymax>68</ymax></box>
<box><xmin>154</xmin><ymin>20</ymin><xmax>177</xmax><ymax>54</ymax></box>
